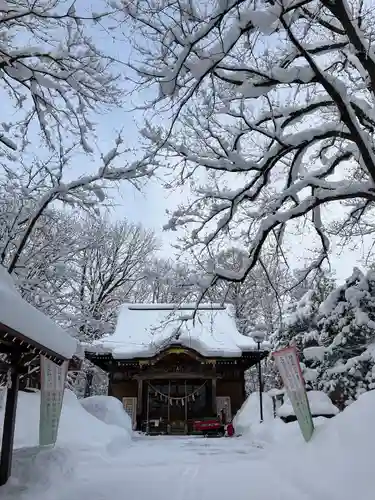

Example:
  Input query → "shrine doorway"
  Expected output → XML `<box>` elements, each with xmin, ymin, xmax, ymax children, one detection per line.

<box><xmin>144</xmin><ymin>379</ymin><xmax>210</xmax><ymax>434</ymax></box>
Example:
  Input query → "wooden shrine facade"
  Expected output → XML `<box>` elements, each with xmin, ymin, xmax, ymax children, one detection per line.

<box><xmin>86</xmin><ymin>345</ymin><xmax>268</xmax><ymax>435</ymax></box>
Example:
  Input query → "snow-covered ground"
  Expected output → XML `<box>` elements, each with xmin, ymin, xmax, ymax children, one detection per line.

<box><xmin>1</xmin><ymin>389</ymin><xmax>374</xmax><ymax>500</ymax></box>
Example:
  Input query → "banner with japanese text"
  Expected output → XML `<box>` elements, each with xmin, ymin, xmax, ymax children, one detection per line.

<box><xmin>39</xmin><ymin>356</ymin><xmax>69</xmax><ymax>447</ymax></box>
<box><xmin>273</xmin><ymin>346</ymin><xmax>314</xmax><ymax>442</ymax></box>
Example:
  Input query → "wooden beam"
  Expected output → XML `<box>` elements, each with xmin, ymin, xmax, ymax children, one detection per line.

<box><xmin>133</xmin><ymin>371</ymin><xmax>222</xmax><ymax>380</ymax></box>
<box><xmin>0</xmin><ymin>363</ymin><xmax>20</xmax><ymax>486</ymax></box>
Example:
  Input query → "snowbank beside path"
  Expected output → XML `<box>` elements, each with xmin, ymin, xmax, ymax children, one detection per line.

<box><xmin>233</xmin><ymin>392</ymin><xmax>328</xmax><ymax>447</ymax></box>
<box><xmin>0</xmin><ymin>389</ymin><xmax>133</xmax><ymax>498</ymax></box>
<box><xmin>271</xmin><ymin>390</ymin><xmax>375</xmax><ymax>500</ymax></box>
<box><xmin>0</xmin><ymin>390</ymin><xmax>132</xmax><ymax>450</ymax></box>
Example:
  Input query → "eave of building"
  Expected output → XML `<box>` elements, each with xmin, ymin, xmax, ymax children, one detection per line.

<box><xmin>0</xmin><ymin>323</ymin><xmax>69</xmax><ymax>366</ymax></box>
<box><xmin>85</xmin><ymin>348</ymin><xmax>269</xmax><ymax>372</ymax></box>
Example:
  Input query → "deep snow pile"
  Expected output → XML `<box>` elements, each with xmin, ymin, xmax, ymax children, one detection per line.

<box><xmin>0</xmin><ymin>390</ymin><xmax>132</xmax><ymax>497</ymax></box>
<box><xmin>233</xmin><ymin>391</ymin><xmax>337</xmax><ymax>447</ymax></box>
<box><xmin>0</xmin><ymin>390</ymin><xmax>132</xmax><ymax>450</ymax></box>
<box><xmin>1</xmin><ymin>388</ymin><xmax>375</xmax><ymax>500</ymax></box>
<box><xmin>233</xmin><ymin>392</ymin><xmax>274</xmax><ymax>433</ymax></box>
<box><xmin>232</xmin><ymin>392</ymin><xmax>285</xmax><ymax>445</ymax></box>
<box><xmin>80</xmin><ymin>395</ymin><xmax>133</xmax><ymax>432</ymax></box>
<box><xmin>272</xmin><ymin>390</ymin><xmax>375</xmax><ymax>500</ymax></box>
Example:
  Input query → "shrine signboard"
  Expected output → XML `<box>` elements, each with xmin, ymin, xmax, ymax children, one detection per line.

<box><xmin>123</xmin><ymin>397</ymin><xmax>137</xmax><ymax>429</ymax></box>
<box><xmin>273</xmin><ymin>346</ymin><xmax>314</xmax><ymax>442</ymax></box>
<box><xmin>39</xmin><ymin>356</ymin><xmax>69</xmax><ymax>447</ymax></box>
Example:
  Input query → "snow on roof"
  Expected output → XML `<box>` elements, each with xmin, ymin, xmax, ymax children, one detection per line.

<box><xmin>0</xmin><ymin>266</ymin><xmax>77</xmax><ymax>360</ymax></box>
<box><xmin>87</xmin><ymin>303</ymin><xmax>269</xmax><ymax>359</ymax></box>
<box><xmin>277</xmin><ymin>391</ymin><xmax>339</xmax><ymax>418</ymax></box>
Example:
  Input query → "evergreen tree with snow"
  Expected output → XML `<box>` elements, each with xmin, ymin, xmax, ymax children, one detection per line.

<box><xmin>318</xmin><ymin>268</ymin><xmax>375</xmax><ymax>407</ymax></box>
<box><xmin>272</xmin><ymin>270</ymin><xmax>335</xmax><ymax>389</ymax></box>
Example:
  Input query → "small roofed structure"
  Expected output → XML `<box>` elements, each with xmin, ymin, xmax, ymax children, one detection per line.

<box><xmin>85</xmin><ymin>303</ymin><xmax>269</xmax><ymax>435</ymax></box>
<box><xmin>0</xmin><ymin>267</ymin><xmax>78</xmax><ymax>486</ymax></box>
<box><xmin>277</xmin><ymin>390</ymin><xmax>339</xmax><ymax>423</ymax></box>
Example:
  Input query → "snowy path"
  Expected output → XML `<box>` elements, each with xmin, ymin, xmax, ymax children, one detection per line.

<box><xmin>7</xmin><ymin>436</ymin><xmax>314</xmax><ymax>500</ymax></box>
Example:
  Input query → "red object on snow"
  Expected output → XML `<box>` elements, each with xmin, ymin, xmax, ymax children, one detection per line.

<box><xmin>226</xmin><ymin>422</ymin><xmax>234</xmax><ymax>437</ymax></box>
<box><xmin>193</xmin><ymin>418</ymin><xmax>222</xmax><ymax>432</ymax></box>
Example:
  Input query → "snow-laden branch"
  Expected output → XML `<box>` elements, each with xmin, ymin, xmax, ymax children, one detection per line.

<box><xmin>126</xmin><ymin>0</ymin><xmax>375</xmax><ymax>288</ymax></box>
<box><xmin>0</xmin><ymin>0</ymin><xmax>125</xmax><ymax>153</ymax></box>
<box><xmin>6</xmin><ymin>138</ymin><xmax>153</xmax><ymax>273</ymax></box>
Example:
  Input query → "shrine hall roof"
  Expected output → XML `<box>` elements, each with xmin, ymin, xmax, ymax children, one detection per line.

<box><xmin>85</xmin><ymin>303</ymin><xmax>270</xmax><ymax>359</ymax></box>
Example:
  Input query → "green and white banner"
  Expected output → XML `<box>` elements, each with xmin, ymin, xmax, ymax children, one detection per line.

<box><xmin>273</xmin><ymin>346</ymin><xmax>314</xmax><ymax>442</ymax></box>
<box><xmin>39</xmin><ymin>356</ymin><xmax>69</xmax><ymax>447</ymax></box>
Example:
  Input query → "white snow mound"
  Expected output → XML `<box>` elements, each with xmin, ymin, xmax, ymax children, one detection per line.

<box><xmin>0</xmin><ymin>389</ymin><xmax>132</xmax><ymax>450</ymax></box>
<box><xmin>233</xmin><ymin>392</ymin><xmax>276</xmax><ymax>443</ymax></box>
<box><xmin>80</xmin><ymin>395</ymin><xmax>133</xmax><ymax>432</ymax></box>
<box><xmin>0</xmin><ymin>389</ymin><xmax>132</xmax><ymax>496</ymax></box>
<box><xmin>273</xmin><ymin>390</ymin><xmax>375</xmax><ymax>500</ymax></box>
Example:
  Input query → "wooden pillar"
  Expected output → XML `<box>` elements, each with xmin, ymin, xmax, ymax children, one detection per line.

<box><xmin>211</xmin><ymin>377</ymin><xmax>217</xmax><ymax>416</ymax></box>
<box><xmin>137</xmin><ymin>379</ymin><xmax>143</xmax><ymax>415</ymax></box>
<box><xmin>184</xmin><ymin>380</ymin><xmax>188</xmax><ymax>434</ymax></box>
<box><xmin>146</xmin><ymin>383</ymin><xmax>150</xmax><ymax>434</ymax></box>
<box><xmin>241</xmin><ymin>369</ymin><xmax>247</xmax><ymax>402</ymax></box>
<box><xmin>0</xmin><ymin>364</ymin><xmax>20</xmax><ymax>486</ymax></box>
<box><xmin>107</xmin><ymin>371</ymin><xmax>113</xmax><ymax>397</ymax></box>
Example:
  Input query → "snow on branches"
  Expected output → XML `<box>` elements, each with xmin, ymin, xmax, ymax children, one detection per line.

<box><xmin>127</xmin><ymin>0</ymin><xmax>375</xmax><ymax>287</ymax></box>
<box><xmin>0</xmin><ymin>0</ymin><xmax>123</xmax><ymax>154</ymax></box>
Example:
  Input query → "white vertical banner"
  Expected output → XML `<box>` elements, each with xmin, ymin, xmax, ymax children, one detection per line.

<box><xmin>273</xmin><ymin>346</ymin><xmax>314</xmax><ymax>442</ymax></box>
<box><xmin>39</xmin><ymin>356</ymin><xmax>69</xmax><ymax>447</ymax></box>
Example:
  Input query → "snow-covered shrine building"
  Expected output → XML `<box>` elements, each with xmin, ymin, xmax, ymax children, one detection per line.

<box><xmin>85</xmin><ymin>303</ymin><xmax>269</xmax><ymax>435</ymax></box>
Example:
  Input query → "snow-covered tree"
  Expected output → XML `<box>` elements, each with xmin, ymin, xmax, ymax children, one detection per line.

<box><xmin>273</xmin><ymin>269</ymin><xmax>335</xmax><ymax>348</ymax></box>
<box><xmin>126</xmin><ymin>0</ymin><xmax>375</xmax><ymax>292</ymax></box>
<box><xmin>139</xmin><ymin>258</ymin><xmax>199</xmax><ymax>304</ymax></box>
<box><xmin>68</xmin><ymin>217</ymin><xmax>159</xmax><ymax>340</ymax></box>
<box><xmin>318</xmin><ymin>268</ymin><xmax>375</xmax><ymax>406</ymax></box>
<box><xmin>0</xmin><ymin>139</ymin><xmax>150</xmax><ymax>279</ymax></box>
<box><xmin>204</xmin><ymin>246</ymin><xmax>288</xmax><ymax>337</ymax></box>
<box><xmin>68</xmin><ymin>358</ymin><xmax>109</xmax><ymax>399</ymax></box>
<box><xmin>12</xmin><ymin>209</ymin><xmax>85</xmax><ymax>318</ymax></box>
<box><xmin>270</xmin><ymin>269</ymin><xmax>335</xmax><ymax>388</ymax></box>
<box><xmin>0</xmin><ymin>1</ymin><xmax>151</xmax><ymax>279</ymax></box>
